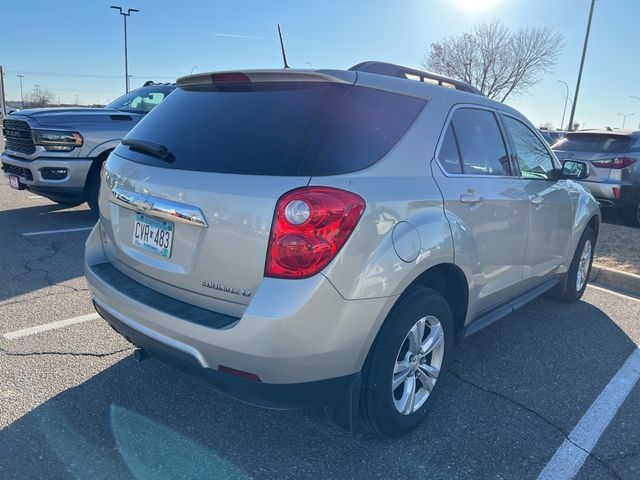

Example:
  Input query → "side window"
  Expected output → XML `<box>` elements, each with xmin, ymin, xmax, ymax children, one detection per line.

<box><xmin>450</xmin><ymin>108</ymin><xmax>511</xmax><ymax>176</ymax></box>
<box><xmin>438</xmin><ymin>125</ymin><xmax>462</xmax><ymax>173</ymax></box>
<box><xmin>503</xmin><ymin>116</ymin><xmax>556</xmax><ymax>180</ymax></box>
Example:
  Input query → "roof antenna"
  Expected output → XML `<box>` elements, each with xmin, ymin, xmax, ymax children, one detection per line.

<box><xmin>277</xmin><ymin>24</ymin><xmax>290</xmax><ymax>69</ymax></box>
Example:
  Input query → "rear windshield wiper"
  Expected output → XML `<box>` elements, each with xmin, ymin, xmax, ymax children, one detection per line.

<box><xmin>122</xmin><ymin>139</ymin><xmax>175</xmax><ymax>162</ymax></box>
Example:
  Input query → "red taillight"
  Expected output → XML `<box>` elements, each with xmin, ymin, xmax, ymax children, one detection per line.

<box><xmin>209</xmin><ymin>72</ymin><xmax>251</xmax><ymax>85</ymax></box>
<box><xmin>265</xmin><ymin>186</ymin><xmax>365</xmax><ymax>279</ymax></box>
<box><xmin>592</xmin><ymin>157</ymin><xmax>636</xmax><ymax>169</ymax></box>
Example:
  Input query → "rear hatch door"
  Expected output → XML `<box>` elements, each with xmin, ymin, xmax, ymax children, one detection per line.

<box><xmin>552</xmin><ymin>132</ymin><xmax>633</xmax><ymax>182</ymax></box>
<box><xmin>100</xmin><ymin>71</ymin><xmax>366</xmax><ymax>317</ymax></box>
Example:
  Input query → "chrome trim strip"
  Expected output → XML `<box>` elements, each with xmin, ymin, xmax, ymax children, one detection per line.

<box><xmin>110</xmin><ymin>186</ymin><xmax>208</xmax><ymax>228</ymax></box>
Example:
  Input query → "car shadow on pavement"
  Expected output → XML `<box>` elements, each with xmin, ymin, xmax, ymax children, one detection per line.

<box><xmin>0</xmin><ymin>203</ymin><xmax>96</xmax><ymax>302</ymax></box>
<box><xmin>0</xmin><ymin>296</ymin><xmax>637</xmax><ymax>479</ymax></box>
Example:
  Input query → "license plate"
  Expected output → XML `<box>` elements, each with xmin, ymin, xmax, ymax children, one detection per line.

<box><xmin>8</xmin><ymin>176</ymin><xmax>20</xmax><ymax>190</ymax></box>
<box><xmin>132</xmin><ymin>213</ymin><xmax>173</xmax><ymax>258</ymax></box>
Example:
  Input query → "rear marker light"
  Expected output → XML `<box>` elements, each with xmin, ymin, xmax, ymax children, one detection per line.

<box><xmin>265</xmin><ymin>186</ymin><xmax>366</xmax><ymax>279</ymax></box>
<box><xmin>218</xmin><ymin>365</ymin><xmax>261</xmax><ymax>382</ymax></box>
<box><xmin>613</xmin><ymin>187</ymin><xmax>621</xmax><ymax>199</ymax></box>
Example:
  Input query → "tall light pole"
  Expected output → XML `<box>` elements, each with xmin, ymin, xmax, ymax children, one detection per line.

<box><xmin>558</xmin><ymin>80</ymin><xmax>569</xmax><ymax>130</ymax></box>
<box><xmin>17</xmin><ymin>74</ymin><xmax>24</xmax><ymax>108</ymax></box>
<box><xmin>190</xmin><ymin>65</ymin><xmax>198</xmax><ymax>74</ymax></box>
<box><xmin>618</xmin><ymin>113</ymin><xmax>634</xmax><ymax>130</ymax></box>
<box><xmin>568</xmin><ymin>0</ymin><xmax>596</xmax><ymax>131</ymax></box>
<box><xmin>111</xmin><ymin>5</ymin><xmax>140</xmax><ymax>93</ymax></box>
<box><xmin>631</xmin><ymin>96</ymin><xmax>640</xmax><ymax>130</ymax></box>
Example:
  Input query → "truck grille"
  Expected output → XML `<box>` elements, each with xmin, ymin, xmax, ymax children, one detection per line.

<box><xmin>2</xmin><ymin>162</ymin><xmax>33</xmax><ymax>181</ymax></box>
<box><xmin>2</xmin><ymin>119</ymin><xmax>36</xmax><ymax>155</ymax></box>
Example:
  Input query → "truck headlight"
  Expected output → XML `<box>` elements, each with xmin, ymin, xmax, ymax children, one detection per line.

<box><xmin>32</xmin><ymin>129</ymin><xmax>83</xmax><ymax>152</ymax></box>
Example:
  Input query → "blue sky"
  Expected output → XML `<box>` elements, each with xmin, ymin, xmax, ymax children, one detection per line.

<box><xmin>1</xmin><ymin>0</ymin><xmax>638</xmax><ymax>130</ymax></box>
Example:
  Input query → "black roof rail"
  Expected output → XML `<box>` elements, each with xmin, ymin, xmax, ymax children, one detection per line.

<box><xmin>349</xmin><ymin>61</ymin><xmax>483</xmax><ymax>96</ymax></box>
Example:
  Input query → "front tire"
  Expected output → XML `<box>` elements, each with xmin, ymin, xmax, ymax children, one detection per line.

<box><xmin>552</xmin><ymin>227</ymin><xmax>595</xmax><ymax>303</ymax></box>
<box><xmin>360</xmin><ymin>286</ymin><xmax>453</xmax><ymax>437</ymax></box>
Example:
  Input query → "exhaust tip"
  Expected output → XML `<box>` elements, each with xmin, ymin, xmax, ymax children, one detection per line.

<box><xmin>133</xmin><ymin>348</ymin><xmax>151</xmax><ymax>362</ymax></box>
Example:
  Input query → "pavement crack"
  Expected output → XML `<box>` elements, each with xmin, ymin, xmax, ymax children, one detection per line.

<box><xmin>0</xmin><ymin>345</ymin><xmax>133</xmax><ymax>358</ymax></box>
<box><xmin>449</xmin><ymin>370</ymin><xmax>624</xmax><ymax>480</ymax></box>
<box><xmin>0</xmin><ymin>287</ymin><xmax>90</xmax><ymax>310</ymax></box>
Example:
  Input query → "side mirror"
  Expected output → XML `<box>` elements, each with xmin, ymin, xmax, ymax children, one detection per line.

<box><xmin>561</xmin><ymin>160</ymin><xmax>589</xmax><ymax>180</ymax></box>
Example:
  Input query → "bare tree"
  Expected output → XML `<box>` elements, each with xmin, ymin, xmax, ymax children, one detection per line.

<box><xmin>27</xmin><ymin>85</ymin><xmax>54</xmax><ymax>108</ymax></box>
<box><xmin>423</xmin><ymin>20</ymin><xmax>563</xmax><ymax>102</ymax></box>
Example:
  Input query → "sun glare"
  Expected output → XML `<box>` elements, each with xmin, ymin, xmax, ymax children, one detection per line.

<box><xmin>451</xmin><ymin>0</ymin><xmax>500</xmax><ymax>12</ymax></box>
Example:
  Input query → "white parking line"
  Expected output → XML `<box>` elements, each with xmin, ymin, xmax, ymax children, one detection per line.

<box><xmin>538</xmin><ymin>347</ymin><xmax>640</xmax><ymax>480</ymax></box>
<box><xmin>587</xmin><ymin>284</ymin><xmax>640</xmax><ymax>303</ymax></box>
<box><xmin>2</xmin><ymin>313</ymin><xmax>100</xmax><ymax>340</ymax></box>
<box><xmin>22</xmin><ymin>226</ymin><xmax>94</xmax><ymax>237</ymax></box>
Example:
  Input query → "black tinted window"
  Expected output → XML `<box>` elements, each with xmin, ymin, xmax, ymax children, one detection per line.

<box><xmin>504</xmin><ymin>116</ymin><xmax>556</xmax><ymax>180</ymax></box>
<box><xmin>553</xmin><ymin>133</ymin><xmax>631</xmax><ymax>153</ymax></box>
<box><xmin>438</xmin><ymin>125</ymin><xmax>462</xmax><ymax>173</ymax></box>
<box><xmin>451</xmin><ymin>108</ymin><xmax>511</xmax><ymax>176</ymax></box>
<box><xmin>117</xmin><ymin>83</ymin><xmax>425</xmax><ymax>176</ymax></box>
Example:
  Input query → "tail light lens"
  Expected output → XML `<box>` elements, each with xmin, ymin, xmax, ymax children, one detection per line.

<box><xmin>265</xmin><ymin>186</ymin><xmax>365</xmax><ymax>279</ymax></box>
<box><xmin>592</xmin><ymin>157</ymin><xmax>636</xmax><ymax>169</ymax></box>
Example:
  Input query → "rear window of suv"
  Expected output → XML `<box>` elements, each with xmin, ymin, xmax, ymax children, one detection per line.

<box><xmin>553</xmin><ymin>133</ymin><xmax>631</xmax><ymax>153</ymax></box>
<box><xmin>116</xmin><ymin>82</ymin><xmax>425</xmax><ymax>176</ymax></box>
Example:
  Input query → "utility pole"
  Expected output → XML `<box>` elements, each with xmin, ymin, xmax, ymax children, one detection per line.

<box><xmin>618</xmin><ymin>113</ymin><xmax>634</xmax><ymax>130</ymax></box>
<box><xmin>558</xmin><ymin>80</ymin><xmax>569</xmax><ymax>130</ymax></box>
<box><xmin>568</xmin><ymin>0</ymin><xmax>596</xmax><ymax>131</ymax></box>
<box><xmin>111</xmin><ymin>5</ymin><xmax>140</xmax><ymax>93</ymax></box>
<box><xmin>0</xmin><ymin>66</ymin><xmax>6</xmax><ymax>117</ymax></box>
<box><xmin>17</xmin><ymin>74</ymin><xmax>25</xmax><ymax>108</ymax></box>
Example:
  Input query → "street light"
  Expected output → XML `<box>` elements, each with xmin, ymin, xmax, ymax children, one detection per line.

<box><xmin>17</xmin><ymin>74</ymin><xmax>24</xmax><ymax>108</ymax></box>
<box><xmin>190</xmin><ymin>65</ymin><xmax>198</xmax><ymax>74</ymax></box>
<box><xmin>558</xmin><ymin>80</ymin><xmax>570</xmax><ymax>131</ymax></box>
<box><xmin>568</xmin><ymin>0</ymin><xmax>596</xmax><ymax>131</ymax></box>
<box><xmin>631</xmin><ymin>96</ymin><xmax>640</xmax><ymax>130</ymax></box>
<box><xmin>618</xmin><ymin>113</ymin><xmax>634</xmax><ymax>130</ymax></box>
<box><xmin>111</xmin><ymin>5</ymin><xmax>140</xmax><ymax>93</ymax></box>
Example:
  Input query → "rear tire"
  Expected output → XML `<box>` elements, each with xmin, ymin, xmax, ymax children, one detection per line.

<box><xmin>624</xmin><ymin>199</ymin><xmax>640</xmax><ymax>228</ymax></box>
<box><xmin>360</xmin><ymin>286</ymin><xmax>453</xmax><ymax>437</ymax></box>
<box><xmin>551</xmin><ymin>227</ymin><xmax>595</xmax><ymax>303</ymax></box>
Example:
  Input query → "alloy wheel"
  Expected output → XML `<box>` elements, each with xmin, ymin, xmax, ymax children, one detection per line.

<box><xmin>392</xmin><ymin>315</ymin><xmax>445</xmax><ymax>415</ymax></box>
<box><xmin>576</xmin><ymin>239</ymin><xmax>592</xmax><ymax>292</ymax></box>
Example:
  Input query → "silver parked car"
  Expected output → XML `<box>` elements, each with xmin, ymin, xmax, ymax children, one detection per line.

<box><xmin>85</xmin><ymin>62</ymin><xmax>600</xmax><ymax>436</ymax></box>
<box><xmin>553</xmin><ymin>130</ymin><xmax>640</xmax><ymax>227</ymax></box>
<box><xmin>2</xmin><ymin>83</ymin><xmax>174</xmax><ymax>213</ymax></box>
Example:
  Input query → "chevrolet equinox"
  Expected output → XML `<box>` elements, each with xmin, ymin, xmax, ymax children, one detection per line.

<box><xmin>85</xmin><ymin>62</ymin><xmax>600</xmax><ymax>436</ymax></box>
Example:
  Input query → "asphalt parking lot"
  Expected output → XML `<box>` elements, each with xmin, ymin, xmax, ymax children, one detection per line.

<box><xmin>1</xmin><ymin>176</ymin><xmax>639</xmax><ymax>479</ymax></box>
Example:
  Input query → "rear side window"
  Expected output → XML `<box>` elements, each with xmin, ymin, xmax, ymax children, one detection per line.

<box><xmin>554</xmin><ymin>133</ymin><xmax>631</xmax><ymax>153</ymax></box>
<box><xmin>117</xmin><ymin>83</ymin><xmax>425</xmax><ymax>176</ymax></box>
<box><xmin>440</xmin><ymin>108</ymin><xmax>511</xmax><ymax>176</ymax></box>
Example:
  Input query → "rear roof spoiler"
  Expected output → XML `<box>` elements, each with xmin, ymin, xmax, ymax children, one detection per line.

<box><xmin>349</xmin><ymin>61</ymin><xmax>483</xmax><ymax>96</ymax></box>
<box><xmin>177</xmin><ymin>70</ymin><xmax>355</xmax><ymax>87</ymax></box>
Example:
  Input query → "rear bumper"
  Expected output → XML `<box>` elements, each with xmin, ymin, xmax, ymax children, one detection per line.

<box><xmin>94</xmin><ymin>301</ymin><xmax>360</xmax><ymax>409</ymax></box>
<box><xmin>85</xmin><ymin>223</ymin><xmax>394</xmax><ymax>401</ymax></box>
<box><xmin>1</xmin><ymin>151</ymin><xmax>92</xmax><ymax>201</ymax></box>
<box><xmin>578</xmin><ymin>180</ymin><xmax>639</xmax><ymax>209</ymax></box>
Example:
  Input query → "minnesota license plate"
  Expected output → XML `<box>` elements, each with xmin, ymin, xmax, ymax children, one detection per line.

<box><xmin>132</xmin><ymin>213</ymin><xmax>173</xmax><ymax>258</ymax></box>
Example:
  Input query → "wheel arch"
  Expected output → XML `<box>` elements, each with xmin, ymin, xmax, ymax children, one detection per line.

<box><xmin>406</xmin><ymin>263</ymin><xmax>469</xmax><ymax>344</ymax></box>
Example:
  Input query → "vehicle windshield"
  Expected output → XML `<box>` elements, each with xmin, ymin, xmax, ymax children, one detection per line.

<box><xmin>106</xmin><ymin>86</ymin><xmax>175</xmax><ymax>114</ymax></box>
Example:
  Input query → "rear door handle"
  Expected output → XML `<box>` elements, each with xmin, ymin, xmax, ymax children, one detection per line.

<box><xmin>459</xmin><ymin>193</ymin><xmax>483</xmax><ymax>204</ymax></box>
